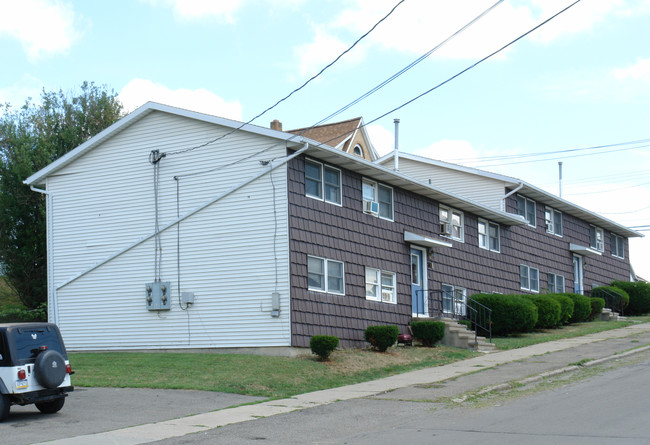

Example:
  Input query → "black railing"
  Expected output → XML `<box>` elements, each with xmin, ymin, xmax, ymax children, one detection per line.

<box><xmin>588</xmin><ymin>288</ymin><xmax>626</xmax><ymax>316</ymax></box>
<box><xmin>413</xmin><ymin>290</ymin><xmax>492</xmax><ymax>344</ymax></box>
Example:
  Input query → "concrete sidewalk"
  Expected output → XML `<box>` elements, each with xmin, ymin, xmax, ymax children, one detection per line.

<box><xmin>37</xmin><ymin>322</ymin><xmax>650</xmax><ymax>445</ymax></box>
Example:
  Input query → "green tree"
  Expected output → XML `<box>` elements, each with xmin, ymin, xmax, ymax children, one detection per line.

<box><xmin>0</xmin><ymin>82</ymin><xmax>124</xmax><ymax>308</ymax></box>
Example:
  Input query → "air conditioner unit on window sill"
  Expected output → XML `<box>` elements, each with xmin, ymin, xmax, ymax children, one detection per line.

<box><xmin>440</xmin><ymin>222</ymin><xmax>452</xmax><ymax>235</ymax></box>
<box><xmin>381</xmin><ymin>291</ymin><xmax>393</xmax><ymax>302</ymax></box>
<box><xmin>363</xmin><ymin>200</ymin><xmax>379</xmax><ymax>215</ymax></box>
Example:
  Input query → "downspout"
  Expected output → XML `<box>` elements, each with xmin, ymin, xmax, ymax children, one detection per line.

<box><xmin>501</xmin><ymin>182</ymin><xmax>524</xmax><ymax>212</ymax></box>
<box><xmin>29</xmin><ymin>185</ymin><xmax>57</xmax><ymax>325</ymax></box>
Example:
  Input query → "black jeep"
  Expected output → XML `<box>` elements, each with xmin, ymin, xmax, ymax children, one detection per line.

<box><xmin>0</xmin><ymin>323</ymin><xmax>73</xmax><ymax>421</ymax></box>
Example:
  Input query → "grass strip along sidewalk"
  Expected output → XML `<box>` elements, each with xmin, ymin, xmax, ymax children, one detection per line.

<box><xmin>70</xmin><ymin>318</ymin><xmax>649</xmax><ymax>399</ymax></box>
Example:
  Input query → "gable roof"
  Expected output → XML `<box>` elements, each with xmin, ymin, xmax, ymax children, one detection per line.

<box><xmin>288</xmin><ymin>117</ymin><xmax>379</xmax><ymax>160</ymax></box>
<box><xmin>24</xmin><ymin>102</ymin><xmax>309</xmax><ymax>187</ymax></box>
<box><xmin>377</xmin><ymin>152</ymin><xmax>642</xmax><ymax>238</ymax></box>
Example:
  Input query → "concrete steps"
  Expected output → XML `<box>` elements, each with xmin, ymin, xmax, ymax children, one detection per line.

<box><xmin>423</xmin><ymin>317</ymin><xmax>496</xmax><ymax>352</ymax></box>
<box><xmin>601</xmin><ymin>308</ymin><xmax>627</xmax><ymax>321</ymax></box>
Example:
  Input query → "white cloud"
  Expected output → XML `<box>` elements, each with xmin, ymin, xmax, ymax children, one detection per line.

<box><xmin>366</xmin><ymin>124</ymin><xmax>394</xmax><ymax>156</ymax></box>
<box><xmin>614</xmin><ymin>58</ymin><xmax>650</xmax><ymax>81</ymax></box>
<box><xmin>0</xmin><ymin>0</ymin><xmax>83</xmax><ymax>61</ymax></box>
<box><xmin>143</xmin><ymin>0</ymin><xmax>245</xmax><ymax>23</ymax></box>
<box><xmin>118</xmin><ymin>79</ymin><xmax>243</xmax><ymax>121</ymax></box>
<box><xmin>293</xmin><ymin>26</ymin><xmax>360</xmax><ymax>77</ymax></box>
<box><xmin>411</xmin><ymin>139</ymin><xmax>483</xmax><ymax>163</ymax></box>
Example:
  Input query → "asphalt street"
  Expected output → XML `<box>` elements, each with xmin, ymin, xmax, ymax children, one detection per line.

<box><xmin>3</xmin><ymin>323</ymin><xmax>650</xmax><ymax>445</ymax></box>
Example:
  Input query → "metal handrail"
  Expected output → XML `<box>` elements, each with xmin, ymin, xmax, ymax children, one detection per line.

<box><xmin>591</xmin><ymin>288</ymin><xmax>627</xmax><ymax>316</ymax></box>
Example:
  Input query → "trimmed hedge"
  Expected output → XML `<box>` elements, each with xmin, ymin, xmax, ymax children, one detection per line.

<box><xmin>564</xmin><ymin>293</ymin><xmax>591</xmax><ymax>323</ymax></box>
<box><xmin>410</xmin><ymin>320</ymin><xmax>445</xmax><ymax>347</ymax></box>
<box><xmin>364</xmin><ymin>325</ymin><xmax>399</xmax><ymax>352</ymax></box>
<box><xmin>611</xmin><ymin>280</ymin><xmax>650</xmax><ymax>315</ymax></box>
<box><xmin>470</xmin><ymin>294</ymin><xmax>538</xmax><ymax>335</ymax></box>
<box><xmin>309</xmin><ymin>335</ymin><xmax>339</xmax><ymax>361</ymax></box>
<box><xmin>592</xmin><ymin>286</ymin><xmax>629</xmax><ymax>314</ymax></box>
<box><xmin>526</xmin><ymin>295</ymin><xmax>561</xmax><ymax>329</ymax></box>
<box><xmin>589</xmin><ymin>297</ymin><xmax>606</xmax><ymax>320</ymax></box>
<box><xmin>547</xmin><ymin>294</ymin><xmax>574</xmax><ymax>325</ymax></box>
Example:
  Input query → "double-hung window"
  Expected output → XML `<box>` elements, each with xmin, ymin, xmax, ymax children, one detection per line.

<box><xmin>305</xmin><ymin>159</ymin><xmax>341</xmax><ymax>205</ymax></box>
<box><xmin>478</xmin><ymin>219</ymin><xmax>500</xmax><ymax>252</ymax></box>
<box><xmin>516</xmin><ymin>195</ymin><xmax>536</xmax><ymax>227</ymax></box>
<box><xmin>308</xmin><ymin>256</ymin><xmax>344</xmax><ymax>294</ymax></box>
<box><xmin>589</xmin><ymin>226</ymin><xmax>604</xmax><ymax>252</ymax></box>
<box><xmin>362</xmin><ymin>179</ymin><xmax>393</xmax><ymax>220</ymax></box>
<box><xmin>440</xmin><ymin>205</ymin><xmax>464</xmax><ymax>241</ymax></box>
<box><xmin>548</xmin><ymin>273</ymin><xmax>565</xmax><ymax>293</ymax></box>
<box><xmin>611</xmin><ymin>233</ymin><xmax>625</xmax><ymax>258</ymax></box>
<box><xmin>545</xmin><ymin>207</ymin><xmax>563</xmax><ymax>236</ymax></box>
<box><xmin>365</xmin><ymin>268</ymin><xmax>396</xmax><ymax>304</ymax></box>
<box><xmin>520</xmin><ymin>265</ymin><xmax>539</xmax><ymax>292</ymax></box>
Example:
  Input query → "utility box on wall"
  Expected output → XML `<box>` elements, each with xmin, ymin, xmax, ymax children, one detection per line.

<box><xmin>145</xmin><ymin>282</ymin><xmax>171</xmax><ymax>311</ymax></box>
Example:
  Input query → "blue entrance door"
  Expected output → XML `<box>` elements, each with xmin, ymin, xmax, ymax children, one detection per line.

<box><xmin>411</xmin><ymin>248</ymin><xmax>425</xmax><ymax>315</ymax></box>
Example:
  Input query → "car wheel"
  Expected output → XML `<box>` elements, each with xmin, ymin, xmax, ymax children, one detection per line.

<box><xmin>0</xmin><ymin>394</ymin><xmax>10</xmax><ymax>421</ymax></box>
<box><xmin>34</xmin><ymin>350</ymin><xmax>67</xmax><ymax>389</ymax></box>
<box><xmin>35</xmin><ymin>397</ymin><xmax>65</xmax><ymax>414</ymax></box>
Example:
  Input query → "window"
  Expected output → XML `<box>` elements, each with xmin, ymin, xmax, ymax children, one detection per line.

<box><xmin>478</xmin><ymin>219</ymin><xmax>500</xmax><ymax>252</ymax></box>
<box><xmin>520</xmin><ymin>265</ymin><xmax>539</xmax><ymax>292</ymax></box>
<box><xmin>365</xmin><ymin>268</ymin><xmax>396</xmax><ymax>304</ymax></box>
<box><xmin>548</xmin><ymin>273</ymin><xmax>565</xmax><ymax>293</ymax></box>
<box><xmin>362</xmin><ymin>179</ymin><xmax>393</xmax><ymax>220</ymax></box>
<box><xmin>305</xmin><ymin>159</ymin><xmax>341</xmax><ymax>205</ymax></box>
<box><xmin>545</xmin><ymin>207</ymin><xmax>563</xmax><ymax>236</ymax></box>
<box><xmin>442</xmin><ymin>284</ymin><xmax>467</xmax><ymax>316</ymax></box>
<box><xmin>440</xmin><ymin>205</ymin><xmax>464</xmax><ymax>241</ymax></box>
<box><xmin>516</xmin><ymin>195</ymin><xmax>536</xmax><ymax>227</ymax></box>
<box><xmin>611</xmin><ymin>233</ymin><xmax>625</xmax><ymax>258</ymax></box>
<box><xmin>353</xmin><ymin>144</ymin><xmax>363</xmax><ymax>157</ymax></box>
<box><xmin>589</xmin><ymin>226</ymin><xmax>604</xmax><ymax>252</ymax></box>
<box><xmin>308</xmin><ymin>256</ymin><xmax>344</xmax><ymax>294</ymax></box>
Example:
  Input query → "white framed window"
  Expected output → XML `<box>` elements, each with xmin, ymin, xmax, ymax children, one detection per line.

<box><xmin>589</xmin><ymin>225</ymin><xmax>604</xmax><ymax>252</ymax></box>
<box><xmin>362</xmin><ymin>179</ymin><xmax>393</xmax><ymax>220</ymax></box>
<box><xmin>516</xmin><ymin>195</ymin><xmax>536</xmax><ymax>227</ymax></box>
<box><xmin>547</xmin><ymin>273</ymin><xmax>565</xmax><ymax>293</ymax></box>
<box><xmin>442</xmin><ymin>284</ymin><xmax>467</xmax><ymax>316</ymax></box>
<box><xmin>611</xmin><ymin>233</ymin><xmax>625</xmax><ymax>258</ymax></box>
<box><xmin>478</xmin><ymin>219</ymin><xmax>500</xmax><ymax>252</ymax></box>
<box><xmin>545</xmin><ymin>207</ymin><xmax>563</xmax><ymax>236</ymax></box>
<box><xmin>365</xmin><ymin>268</ymin><xmax>396</xmax><ymax>304</ymax></box>
<box><xmin>353</xmin><ymin>144</ymin><xmax>363</xmax><ymax>157</ymax></box>
<box><xmin>520</xmin><ymin>265</ymin><xmax>539</xmax><ymax>292</ymax></box>
<box><xmin>440</xmin><ymin>205</ymin><xmax>464</xmax><ymax>241</ymax></box>
<box><xmin>305</xmin><ymin>159</ymin><xmax>341</xmax><ymax>205</ymax></box>
<box><xmin>308</xmin><ymin>256</ymin><xmax>345</xmax><ymax>295</ymax></box>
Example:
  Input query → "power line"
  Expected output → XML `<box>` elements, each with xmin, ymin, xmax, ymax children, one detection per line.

<box><xmin>165</xmin><ymin>0</ymin><xmax>406</xmax><ymax>157</ymax></box>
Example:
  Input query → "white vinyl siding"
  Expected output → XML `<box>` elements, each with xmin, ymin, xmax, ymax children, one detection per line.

<box><xmin>45</xmin><ymin>111</ymin><xmax>292</xmax><ymax>350</ymax></box>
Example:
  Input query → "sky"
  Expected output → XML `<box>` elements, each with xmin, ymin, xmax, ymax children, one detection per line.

<box><xmin>1</xmin><ymin>0</ymin><xmax>649</xmax><ymax>279</ymax></box>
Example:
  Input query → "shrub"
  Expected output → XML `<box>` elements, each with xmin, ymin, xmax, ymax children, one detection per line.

<box><xmin>591</xmin><ymin>286</ymin><xmax>629</xmax><ymax>314</ymax></box>
<box><xmin>611</xmin><ymin>280</ymin><xmax>650</xmax><ymax>315</ymax></box>
<box><xmin>469</xmin><ymin>294</ymin><xmax>538</xmax><ymax>335</ymax></box>
<box><xmin>526</xmin><ymin>295</ymin><xmax>561</xmax><ymax>329</ymax></box>
<box><xmin>0</xmin><ymin>302</ymin><xmax>47</xmax><ymax>322</ymax></box>
<box><xmin>309</xmin><ymin>335</ymin><xmax>339</xmax><ymax>361</ymax></box>
<box><xmin>563</xmin><ymin>293</ymin><xmax>591</xmax><ymax>323</ymax></box>
<box><xmin>589</xmin><ymin>297</ymin><xmax>606</xmax><ymax>320</ymax></box>
<box><xmin>410</xmin><ymin>320</ymin><xmax>445</xmax><ymax>347</ymax></box>
<box><xmin>547</xmin><ymin>294</ymin><xmax>574</xmax><ymax>325</ymax></box>
<box><xmin>364</xmin><ymin>325</ymin><xmax>399</xmax><ymax>352</ymax></box>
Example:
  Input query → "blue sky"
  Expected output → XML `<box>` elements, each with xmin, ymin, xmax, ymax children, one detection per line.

<box><xmin>2</xmin><ymin>0</ymin><xmax>650</xmax><ymax>278</ymax></box>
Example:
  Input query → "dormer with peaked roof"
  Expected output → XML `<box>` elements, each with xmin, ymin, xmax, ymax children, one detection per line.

<box><xmin>288</xmin><ymin>117</ymin><xmax>379</xmax><ymax>161</ymax></box>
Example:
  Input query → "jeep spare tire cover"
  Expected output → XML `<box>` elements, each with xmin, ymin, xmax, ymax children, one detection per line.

<box><xmin>34</xmin><ymin>350</ymin><xmax>67</xmax><ymax>389</ymax></box>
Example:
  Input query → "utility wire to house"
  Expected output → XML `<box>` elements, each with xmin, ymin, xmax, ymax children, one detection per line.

<box><xmin>164</xmin><ymin>0</ymin><xmax>407</xmax><ymax>157</ymax></box>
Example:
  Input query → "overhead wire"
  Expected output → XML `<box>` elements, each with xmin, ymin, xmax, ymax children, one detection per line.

<box><xmin>165</xmin><ymin>0</ymin><xmax>406</xmax><ymax>157</ymax></box>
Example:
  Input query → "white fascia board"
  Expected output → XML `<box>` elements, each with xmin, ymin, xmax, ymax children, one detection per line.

<box><xmin>24</xmin><ymin>101</ymin><xmax>307</xmax><ymax>186</ymax></box>
<box><xmin>404</xmin><ymin>231</ymin><xmax>453</xmax><ymax>249</ymax></box>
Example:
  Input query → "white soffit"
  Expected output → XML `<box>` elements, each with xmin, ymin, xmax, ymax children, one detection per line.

<box><xmin>569</xmin><ymin>243</ymin><xmax>602</xmax><ymax>257</ymax></box>
<box><xmin>404</xmin><ymin>231</ymin><xmax>453</xmax><ymax>249</ymax></box>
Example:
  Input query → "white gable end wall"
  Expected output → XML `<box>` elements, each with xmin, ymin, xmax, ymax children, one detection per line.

<box><xmin>386</xmin><ymin>158</ymin><xmax>507</xmax><ymax>210</ymax></box>
<box><xmin>46</xmin><ymin>111</ymin><xmax>292</xmax><ymax>350</ymax></box>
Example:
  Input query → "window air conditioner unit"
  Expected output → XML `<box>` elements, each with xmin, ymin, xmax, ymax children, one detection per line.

<box><xmin>363</xmin><ymin>200</ymin><xmax>379</xmax><ymax>215</ymax></box>
<box><xmin>440</xmin><ymin>223</ymin><xmax>452</xmax><ymax>235</ymax></box>
<box><xmin>381</xmin><ymin>291</ymin><xmax>393</xmax><ymax>302</ymax></box>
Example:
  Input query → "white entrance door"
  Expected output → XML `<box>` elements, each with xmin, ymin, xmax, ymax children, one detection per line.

<box><xmin>573</xmin><ymin>255</ymin><xmax>584</xmax><ymax>294</ymax></box>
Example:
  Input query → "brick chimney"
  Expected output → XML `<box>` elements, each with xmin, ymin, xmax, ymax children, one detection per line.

<box><xmin>270</xmin><ymin>119</ymin><xmax>283</xmax><ymax>131</ymax></box>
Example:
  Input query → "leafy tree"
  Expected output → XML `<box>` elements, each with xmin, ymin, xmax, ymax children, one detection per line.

<box><xmin>0</xmin><ymin>82</ymin><xmax>124</xmax><ymax>308</ymax></box>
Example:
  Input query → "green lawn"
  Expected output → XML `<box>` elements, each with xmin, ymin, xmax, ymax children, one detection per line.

<box><xmin>68</xmin><ymin>316</ymin><xmax>650</xmax><ymax>398</ymax></box>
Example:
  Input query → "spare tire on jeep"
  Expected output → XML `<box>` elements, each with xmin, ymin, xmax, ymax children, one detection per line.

<box><xmin>34</xmin><ymin>349</ymin><xmax>67</xmax><ymax>389</ymax></box>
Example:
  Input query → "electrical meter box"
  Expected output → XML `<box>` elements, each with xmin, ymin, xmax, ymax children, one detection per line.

<box><xmin>145</xmin><ymin>282</ymin><xmax>171</xmax><ymax>311</ymax></box>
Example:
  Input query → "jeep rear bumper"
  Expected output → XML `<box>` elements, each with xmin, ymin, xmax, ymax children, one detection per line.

<box><xmin>9</xmin><ymin>386</ymin><xmax>73</xmax><ymax>406</ymax></box>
